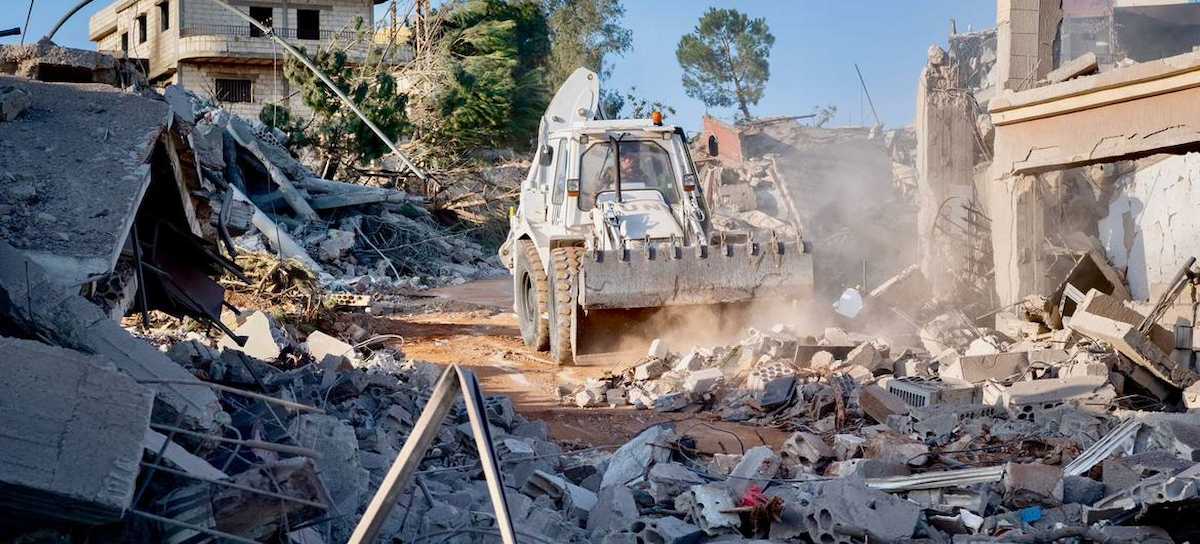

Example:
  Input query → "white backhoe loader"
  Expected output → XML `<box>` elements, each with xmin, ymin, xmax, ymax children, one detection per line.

<box><xmin>499</xmin><ymin>68</ymin><xmax>814</xmax><ymax>364</ymax></box>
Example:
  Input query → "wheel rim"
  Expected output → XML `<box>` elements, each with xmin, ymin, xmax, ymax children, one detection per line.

<box><xmin>521</xmin><ymin>273</ymin><xmax>535</xmax><ymax>327</ymax></box>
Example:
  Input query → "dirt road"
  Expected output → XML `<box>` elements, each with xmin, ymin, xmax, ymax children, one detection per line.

<box><xmin>345</xmin><ymin>276</ymin><xmax>792</xmax><ymax>453</ymax></box>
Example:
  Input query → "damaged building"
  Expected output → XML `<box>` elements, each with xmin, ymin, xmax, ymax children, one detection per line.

<box><xmin>694</xmin><ymin>116</ymin><xmax>919</xmax><ymax>299</ymax></box>
<box><xmin>87</xmin><ymin>0</ymin><xmax>392</xmax><ymax>118</ymax></box>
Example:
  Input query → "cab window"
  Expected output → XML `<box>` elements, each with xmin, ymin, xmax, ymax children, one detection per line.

<box><xmin>551</xmin><ymin>138</ymin><xmax>568</xmax><ymax>205</ymax></box>
<box><xmin>578</xmin><ymin>140</ymin><xmax>678</xmax><ymax>211</ymax></box>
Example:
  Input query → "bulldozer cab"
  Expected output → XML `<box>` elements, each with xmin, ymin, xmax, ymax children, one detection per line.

<box><xmin>580</xmin><ymin>139</ymin><xmax>681</xmax><ymax>210</ymax></box>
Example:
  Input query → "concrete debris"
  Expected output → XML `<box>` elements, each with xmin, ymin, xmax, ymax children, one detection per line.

<box><xmin>0</xmin><ymin>85</ymin><xmax>30</xmax><ymax>121</ymax></box>
<box><xmin>674</xmin><ymin>484</ymin><xmax>740</xmax><ymax>535</ymax></box>
<box><xmin>0</xmin><ymin>336</ymin><xmax>153</xmax><ymax>525</ymax></box>
<box><xmin>6</xmin><ymin>23</ymin><xmax>1200</xmax><ymax>544</ymax></box>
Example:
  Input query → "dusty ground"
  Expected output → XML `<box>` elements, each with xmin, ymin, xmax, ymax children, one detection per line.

<box><xmin>343</xmin><ymin>277</ymin><xmax>793</xmax><ymax>454</ymax></box>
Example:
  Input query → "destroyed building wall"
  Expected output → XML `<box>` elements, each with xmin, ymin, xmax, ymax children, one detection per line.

<box><xmin>1100</xmin><ymin>153</ymin><xmax>1200</xmax><ymax>301</ymax></box>
<box><xmin>726</xmin><ymin>121</ymin><xmax>917</xmax><ymax>298</ymax></box>
<box><xmin>996</xmin><ymin>0</ymin><xmax>1062</xmax><ymax>91</ymax></box>
<box><xmin>915</xmin><ymin>45</ymin><xmax>985</xmax><ymax>303</ymax></box>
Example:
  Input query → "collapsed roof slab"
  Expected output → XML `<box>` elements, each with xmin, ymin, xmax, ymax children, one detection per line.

<box><xmin>990</xmin><ymin>50</ymin><xmax>1200</xmax><ymax>175</ymax></box>
<box><xmin>0</xmin><ymin>336</ymin><xmax>152</xmax><ymax>525</ymax></box>
<box><xmin>0</xmin><ymin>75</ymin><xmax>168</xmax><ymax>287</ymax></box>
<box><xmin>0</xmin><ymin>240</ymin><xmax>222</xmax><ymax>430</ymax></box>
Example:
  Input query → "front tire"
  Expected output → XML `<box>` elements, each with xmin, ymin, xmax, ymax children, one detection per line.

<box><xmin>514</xmin><ymin>240</ymin><xmax>549</xmax><ymax>351</ymax></box>
<box><xmin>548</xmin><ymin>247</ymin><xmax>583</xmax><ymax>365</ymax></box>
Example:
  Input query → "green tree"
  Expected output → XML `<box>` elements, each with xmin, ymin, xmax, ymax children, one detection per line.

<box><xmin>282</xmin><ymin>17</ymin><xmax>410</xmax><ymax>171</ymax></box>
<box><xmin>425</xmin><ymin>0</ymin><xmax>551</xmax><ymax>153</ymax></box>
<box><xmin>675</xmin><ymin>8</ymin><xmax>774</xmax><ymax>121</ymax></box>
<box><xmin>544</xmin><ymin>0</ymin><xmax>632</xmax><ymax>89</ymax></box>
<box><xmin>600</xmin><ymin>86</ymin><xmax>676</xmax><ymax>120</ymax></box>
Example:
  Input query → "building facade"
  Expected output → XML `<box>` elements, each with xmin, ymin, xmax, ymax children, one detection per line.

<box><xmin>89</xmin><ymin>0</ymin><xmax>384</xmax><ymax>119</ymax></box>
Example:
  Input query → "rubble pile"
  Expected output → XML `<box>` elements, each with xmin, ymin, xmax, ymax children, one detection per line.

<box><xmin>695</xmin><ymin>117</ymin><xmax>919</xmax><ymax>298</ymax></box>
<box><xmin>562</xmin><ymin>253</ymin><xmax>1200</xmax><ymax>541</ymax></box>
<box><xmin>166</xmin><ymin>85</ymin><xmax>502</xmax><ymax>292</ymax></box>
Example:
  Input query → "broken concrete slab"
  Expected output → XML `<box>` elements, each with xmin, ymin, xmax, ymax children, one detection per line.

<box><xmin>627</xmin><ymin>516</ymin><xmax>703</xmax><ymax>544</ymax></box>
<box><xmin>940</xmin><ymin>351</ymin><xmax>1029</xmax><ymax>384</ymax></box>
<box><xmin>601</xmin><ymin>425</ymin><xmax>676</xmax><ymax>489</ymax></box>
<box><xmin>294</xmin><ymin>414</ymin><xmax>369</xmax><ymax>542</ymax></box>
<box><xmin>0</xmin><ymin>76</ymin><xmax>168</xmax><ymax>286</ymax></box>
<box><xmin>1069</xmin><ymin>289</ymin><xmax>1197</xmax><ymax>389</ymax></box>
<box><xmin>727</xmin><ymin>445</ymin><xmax>781</xmax><ymax>497</ymax></box>
<box><xmin>0</xmin><ymin>336</ymin><xmax>153</xmax><ymax>524</ymax></box>
<box><xmin>783</xmin><ymin>431</ymin><xmax>834</xmax><ymax>464</ymax></box>
<box><xmin>0</xmin><ymin>242</ymin><xmax>220</xmax><ymax>428</ymax></box>
<box><xmin>648</xmin><ymin>463</ymin><xmax>705</xmax><ymax>504</ymax></box>
<box><xmin>522</xmin><ymin>469</ymin><xmax>597</xmax><ymax>520</ymax></box>
<box><xmin>683</xmin><ymin>368</ymin><xmax>724</xmax><ymax>396</ymax></box>
<box><xmin>219</xmin><ymin>310</ymin><xmax>288</xmax><ymax>361</ymax></box>
<box><xmin>674</xmin><ymin>484</ymin><xmax>740</xmax><ymax>535</ymax></box>
<box><xmin>1045</xmin><ymin>52</ymin><xmax>1098</xmax><ymax>84</ymax></box>
<box><xmin>844</xmin><ymin>342</ymin><xmax>884</xmax><ymax>371</ymax></box>
<box><xmin>859</xmin><ymin>384</ymin><xmax>911</xmax><ymax>424</ymax></box>
<box><xmin>1048</xmin><ymin>249</ymin><xmax>1131</xmax><ymax>329</ymax></box>
<box><xmin>799</xmin><ymin>479</ymin><xmax>921</xmax><ymax>543</ymax></box>
<box><xmin>0</xmin><ymin>42</ymin><xmax>129</xmax><ymax>85</ymax></box>
<box><xmin>1004</xmin><ymin>462</ymin><xmax>1063</xmax><ymax>505</ymax></box>
<box><xmin>634</xmin><ymin>358</ymin><xmax>670</xmax><ymax>381</ymax></box>
<box><xmin>588</xmin><ymin>485</ymin><xmax>639</xmax><ymax>534</ymax></box>
<box><xmin>305</xmin><ymin>330</ymin><xmax>356</xmax><ymax>366</ymax></box>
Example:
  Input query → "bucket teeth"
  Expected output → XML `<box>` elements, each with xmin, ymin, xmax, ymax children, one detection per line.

<box><xmin>579</xmin><ymin>240</ymin><xmax>813</xmax><ymax>310</ymax></box>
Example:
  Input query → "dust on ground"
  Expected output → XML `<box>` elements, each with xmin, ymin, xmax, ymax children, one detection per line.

<box><xmin>339</xmin><ymin>276</ymin><xmax>793</xmax><ymax>454</ymax></box>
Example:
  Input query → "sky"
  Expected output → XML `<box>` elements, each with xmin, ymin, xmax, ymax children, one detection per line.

<box><xmin>6</xmin><ymin>1</ymin><xmax>996</xmax><ymax>130</ymax></box>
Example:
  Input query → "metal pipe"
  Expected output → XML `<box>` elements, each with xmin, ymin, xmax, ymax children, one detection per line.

<box><xmin>207</xmin><ymin>0</ymin><xmax>426</xmax><ymax>180</ymax></box>
<box><xmin>128</xmin><ymin>509</ymin><xmax>261</xmax><ymax>544</ymax></box>
<box><xmin>43</xmin><ymin>0</ymin><xmax>95</xmax><ymax>41</ymax></box>
<box><xmin>150</xmin><ymin>423</ymin><xmax>323</xmax><ymax>459</ymax></box>
<box><xmin>139</xmin><ymin>461</ymin><xmax>327</xmax><ymax>509</ymax></box>
<box><xmin>137</xmin><ymin>378</ymin><xmax>324</xmax><ymax>414</ymax></box>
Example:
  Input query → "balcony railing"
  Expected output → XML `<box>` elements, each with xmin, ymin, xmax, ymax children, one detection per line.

<box><xmin>181</xmin><ymin>24</ymin><xmax>362</xmax><ymax>43</ymax></box>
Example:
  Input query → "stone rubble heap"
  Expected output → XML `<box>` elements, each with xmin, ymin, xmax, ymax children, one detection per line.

<box><xmin>167</xmin><ymin>85</ymin><xmax>501</xmax><ymax>293</ymax></box>
<box><xmin>562</xmin><ymin>256</ymin><xmax>1200</xmax><ymax>542</ymax></box>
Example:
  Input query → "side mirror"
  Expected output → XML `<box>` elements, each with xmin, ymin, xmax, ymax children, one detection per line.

<box><xmin>706</xmin><ymin>135</ymin><xmax>719</xmax><ymax>157</ymax></box>
<box><xmin>539</xmin><ymin>145</ymin><xmax>554</xmax><ymax>167</ymax></box>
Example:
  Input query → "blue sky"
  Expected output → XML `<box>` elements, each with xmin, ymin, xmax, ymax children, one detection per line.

<box><xmin>7</xmin><ymin>1</ymin><xmax>995</xmax><ymax>129</ymax></box>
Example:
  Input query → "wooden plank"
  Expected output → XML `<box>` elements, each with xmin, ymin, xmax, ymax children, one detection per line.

<box><xmin>456</xmin><ymin>368</ymin><xmax>517</xmax><ymax>544</ymax></box>
<box><xmin>348</xmin><ymin>366</ymin><xmax>461</xmax><ymax>543</ymax></box>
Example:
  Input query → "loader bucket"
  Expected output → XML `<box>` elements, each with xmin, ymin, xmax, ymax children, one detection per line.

<box><xmin>578</xmin><ymin>239</ymin><xmax>813</xmax><ymax>310</ymax></box>
<box><xmin>570</xmin><ymin>239</ymin><xmax>814</xmax><ymax>364</ymax></box>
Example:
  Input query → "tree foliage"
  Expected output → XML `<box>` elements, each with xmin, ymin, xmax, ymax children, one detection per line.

<box><xmin>281</xmin><ymin>17</ymin><xmax>409</xmax><ymax>169</ymax></box>
<box><xmin>675</xmin><ymin>8</ymin><xmax>774</xmax><ymax>121</ymax></box>
<box><xmin>600</xmin><ymin>86</ymin><xmax>676</xmax><ymax>120</ymax></box>
<box><xmin>544</xmin><ymin>0</ymin><xmax>631</xmax><ymax>89</ymax></box>
<box><xmin>428</xmin><ymin>0</ymin><xmax>551</xmax><ymax>153</ymax></box>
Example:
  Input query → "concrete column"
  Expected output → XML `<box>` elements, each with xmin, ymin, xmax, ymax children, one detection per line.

<box><xmin>997</xmin><ymin>0</ymin><xmax>1063</xmax><ymax>91</ymax></box>
<box><xmin>989</xmin><ymin>173</ymin><xmax>1047</xmax><ymax>305</ymax></box>
<box><xmin>915</xmin><ymin>46</ymin><xmax>977</xmax><ymax>300</ymax></box>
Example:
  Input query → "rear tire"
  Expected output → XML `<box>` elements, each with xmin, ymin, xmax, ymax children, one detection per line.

<box><xmin>514</xmin><ymin>240</ymin><xmax>549</xmax><ymax>351</ymax></box>
<box><xmin>548</xmin><ymin>247</ymin><xmax>583</xmax><ymax>365</ymax></box>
